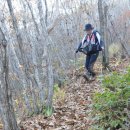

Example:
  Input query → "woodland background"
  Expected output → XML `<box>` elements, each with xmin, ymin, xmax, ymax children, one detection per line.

<box><xmin>0</xmin><ymin>0</ymin><xmax>130</xmax><ymax>129</ymax></box>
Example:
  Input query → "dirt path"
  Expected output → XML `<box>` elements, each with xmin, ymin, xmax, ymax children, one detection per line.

<box><xmin>53</xmin><ymin>78</ymin><xmax>100</xmax><ymax>130</ymax></box>
<box><xmin>20</xmin><ymin>74</ymin><xmax>101</xmax><ymax>130</ymax></box>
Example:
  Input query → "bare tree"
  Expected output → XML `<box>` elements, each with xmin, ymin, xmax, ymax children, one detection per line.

<box><xmin>0</xmin><ymin>28</ymin><xmax>19</xmax><ymax>130</ymax></box>
<box><xmin>6</xmin><ymin>0</ymin><xmax>39</xmax><ymax>114</ymax></box>
<box><xmin>98</xmin><ymin>0</ymin><xmax>110</xmax><ymax>70</ymax></box>
<box><xmin>44</xmin><ymin>0</ymin><xmax>48</xmax><ymax>26</ymax></box>
<box><xmin>37</xmin><ymin>0</ymin><xmax>54</xmax><ymax>110</ymax></box>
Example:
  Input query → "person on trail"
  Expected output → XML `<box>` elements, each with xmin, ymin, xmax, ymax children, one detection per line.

<box><xmin>76</xmin><ymin>23</ymin><xmax>104</xmax><ymax>80</ymax></box>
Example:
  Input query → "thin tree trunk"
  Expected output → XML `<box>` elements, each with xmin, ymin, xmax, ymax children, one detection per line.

<box><xmin>24</xmin><ymin>0</ymin><xmax>40</xmax><ymax>35</ymax></box>
<box><xmin>44</xmin><ymin>0</ymin><xmax>48</xmax><ymax>26</ymax></box>
<box><xmin>5</xmin><ymin>1</ymin><xmax>33</xmax><ymax>114</ymax></box>
<box><xmin>22</xmin><ymin>20</ymin><xmax>42</xmax><ymax>113</ymax></box>
<box><xmin>98</xmin><ymin>0</ymin><xmax>110</xmax><ymax>70</ymax></box>
<box><xmin>0</xmin><ymin>28</ymin><xmax>19</xmax><ymax>130</ymax></box>
<box><xmin>103</xmin><ymin>5</ymin><xmax>109</xmax><ymax>67</ymax></box>
<box><xmin>37</xmin><ymin>0</ymin><xmax>54</xmax><ymax>109</ymax></box>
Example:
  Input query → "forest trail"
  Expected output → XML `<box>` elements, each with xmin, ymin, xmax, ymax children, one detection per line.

<box><xmin>20</xmin><ymin>58</ymin><xmax>129</xmax><ymax>130</ymax></box>
<box><xmin>20</xmin><ymin>75</ymin><xmax>99</xmax><ymax>130</ymax></box>
<box><xmin>0</xmin><ymin>0</ymin><xmax>130</xmax><ymax>129</ymax></box>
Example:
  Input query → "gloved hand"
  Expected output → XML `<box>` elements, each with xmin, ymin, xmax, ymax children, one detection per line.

<box><xmin>76</xmin><ymin>42</ymin><xmax>82</xmax><ymax>53</ymax></box>
<box><xmin>75</xmin><ymin>50</ymin><xmax>78</xmax><ymax>53</ymax></box>
<box><xmin>101</xmin><ymin>47</ymin><xmax>104</xmax><ymax>51</ymax></box>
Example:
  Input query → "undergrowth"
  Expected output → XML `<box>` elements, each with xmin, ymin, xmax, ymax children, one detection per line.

<box><xmin>90</xmin><ymin>67</ymin><xmax>130</xmax><ymax>130</ymax></box>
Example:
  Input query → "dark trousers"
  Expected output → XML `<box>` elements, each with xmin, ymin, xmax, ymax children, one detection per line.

<box><xmin>85</xmin><ymin>52</ymin><xmax>99</xmax><ymax>76</ymax></box>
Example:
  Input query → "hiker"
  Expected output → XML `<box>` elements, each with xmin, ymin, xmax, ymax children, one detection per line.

<box><xmin>76</xmin><ymin>23</ymin><xmax>104</xmax><ymax>80</ymax></box>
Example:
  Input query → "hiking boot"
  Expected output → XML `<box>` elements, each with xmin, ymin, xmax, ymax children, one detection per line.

<box><xmin>83</xmin><ymin>71</ymin><xmax>91</xmax><ymax>80</ymax></box>
<box><xmin>89</xmin><ymin>75</ymin><xmax>96</xmax><ymax>81</ymax></box>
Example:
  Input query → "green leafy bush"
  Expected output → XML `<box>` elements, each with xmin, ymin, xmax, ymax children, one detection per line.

<box><xmin>91</xmin><ymin>67</ymin><xmax>130</xmax><ymax>130</ymax></box>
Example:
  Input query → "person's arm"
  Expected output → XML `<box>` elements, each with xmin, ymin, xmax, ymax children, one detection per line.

<box><xmin>75</xmin><ymin>35</ymin><xmax>87</xmax><ymax>53</ymax></box>
<box><xmin>76</xmin><ymin>42</ymin><xmax>82</xmax><ymax>53</ymax></box>
<box><xmin>96</xmin><ymin>32</ymin><xmax>104</xmax><ymax>50</ymax></box>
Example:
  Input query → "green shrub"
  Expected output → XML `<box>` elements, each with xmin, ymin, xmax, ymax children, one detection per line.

<box><xmin>90</xmin><ymin>67</ymin><xmax>130</xmax><ymax>130</ymax></box>
<box><xmin>53</xmin><ymin>84</ymin><xmax>65</xmax><ymax>104</ymax></box>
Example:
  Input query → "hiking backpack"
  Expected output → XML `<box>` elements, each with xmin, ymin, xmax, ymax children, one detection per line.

<box><xmin>78</xmin><ymin>30</ymin><xmax>103</xmax><ymax>55</ymax></box>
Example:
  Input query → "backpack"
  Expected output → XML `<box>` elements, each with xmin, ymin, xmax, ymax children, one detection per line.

<box><xmin>79</xmin><ymin>30</ymin><xmax>103</xmax><ymax>55</ymax></box>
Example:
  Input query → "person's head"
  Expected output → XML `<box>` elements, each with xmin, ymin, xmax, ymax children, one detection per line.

<box><xmin>84</xmin><ymin>24</ymin><xmax>94</xmax><ymax>35</ymax></box>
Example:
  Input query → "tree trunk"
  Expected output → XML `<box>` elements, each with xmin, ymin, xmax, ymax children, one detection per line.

<box><xmin>37</xmin><ymin>0</ymin><xmax>54</xmax><ymax>109</ymax></box>
<box><xmin>103</xmin><ymin>5</ymin><xmax>109</xmax><ymax>68</ymax></box>
<box><xmin>44</xmin><ymin>0</ymin><xmax>48</xmax><ymax>26</ymax></box>
<box><xmin>0</xmin><ymin>10</ymin><xmax>32</xmax><ymax>114</ymax></box>
<box><xmin>0</xmin><ymin>28</ymin><xmax>19</xmax><ymax>130</ymax></box>
<box><xmin>22</xmin><ymin>20</ymin><xmax>42</xmax><ymax>113</ymax></box>
<box><xmin>6</xmin><ymin>0</ymin><xmax>34</xmax><ymax>114</ymax></box>
<box><xmin>98</xmin><ymin>0</ymin><xmax>109</xmax><ymax>70</ymax></box>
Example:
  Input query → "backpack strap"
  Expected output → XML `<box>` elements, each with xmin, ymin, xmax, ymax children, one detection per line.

<box><xmin>92</xmin><ymin>30</ymin><xmax>100</xmax><ymax>44</ymax></box>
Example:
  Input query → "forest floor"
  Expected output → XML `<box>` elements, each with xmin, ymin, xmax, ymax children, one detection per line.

<box><xmin>0</xmin><ymin>58</ymin><xmax>129</xmax><ymax>130</ymax></box>
<box><xmin>19</xmin><ymin>58</ymin><xmax>129</xmax><ymax>130</ymax></box>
